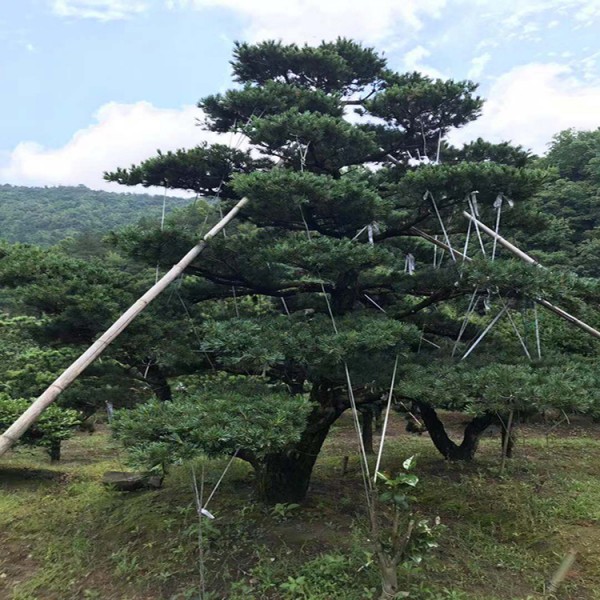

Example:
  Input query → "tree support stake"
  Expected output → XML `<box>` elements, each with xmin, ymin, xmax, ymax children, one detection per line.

<box><xmin>0</xmin><ymin>197</ymin><xmax>250</xmax><ymax>458</ymax></box>
<box><xmin>460</xmin><ymin>212</ymin><xmax>600</xmax><ymax>340</ymax></box>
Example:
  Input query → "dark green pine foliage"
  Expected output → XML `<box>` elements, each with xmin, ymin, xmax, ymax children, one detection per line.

<box><xmin>0</xmin><ymin>238</ymin><xmax>206</xmax><ymax>411</ymax></box>
<box><xmin>105</xmin><ymin>39</ymin><xmax>589</xmax><ymax>502</ymax></box>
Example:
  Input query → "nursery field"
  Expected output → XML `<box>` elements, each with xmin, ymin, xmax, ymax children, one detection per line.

<box><xmin>1</xmin><ymin>412</ymin><xmax>600</xmax><ymax>600</ymax></box>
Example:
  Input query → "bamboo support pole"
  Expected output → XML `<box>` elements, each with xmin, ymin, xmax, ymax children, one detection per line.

<box><xmin>0</xmin><ymin>197</ymin><xmax>250</xmax><ymax>458</ymax></box>
<box><xmin>463</xmin><ymin>212</ymin><xmax>542</xmax><ymax>266</ymax></box>
<box><xmin>461</xmin><ymin>212</ymin><xmax>600</xmax><ymax>340</ymax></box>
<box><xmin>535</xmin><ymin>298</ymin><xmax>600</xmax><ymax>340</ymax></box>
<box><xmin>547</xmin><ymin>549</ymin><xmax>577</xmax><ymax>595</ymax></box>
<box><xmin>410</xmin><ymin>227</ymin><xmax>472</xmax><ymax>262</ymax></box>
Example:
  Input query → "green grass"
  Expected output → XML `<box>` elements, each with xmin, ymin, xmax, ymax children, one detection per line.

<box><xmin>1</xmin><ymin>417</ymin><xmax>600</xmax><ymax>599</ymax></box>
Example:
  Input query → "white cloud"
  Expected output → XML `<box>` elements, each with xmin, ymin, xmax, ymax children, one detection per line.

<box><xmin>51</xmin><ymin>0</ymin><xmax>148</xmax><ymax>21</ymax></box>
<box><xmin>170</xmin><ymin>0</ymin><xmax>447</xmax><ymax>44</ymax></box>
<box><xmin>450</xmin><ymin>63</ymin><xmax>600</xmax><ymax>153</ymax></box>
<box><xmin>402</xmin><ymin>45</ymin><xmax>446</xmax><ymax>78</ymax></box>
<box><xmin>480</xmin><ymin>0</ymin><xmax>600</xmax><ymax>36</ymax></box>
<box><xmin>580</xmin><ymin>51</ymin><xmax>600</xmax><ymax>80</ymax></box>
<box><xmin>0</xmin><ymin>102</ymin><xmax>221</xmax><ymax>193</ymax></box>
<box><xmin>572</xmin><ymin>0</ymin><xmax>600</xmax><ymax>22</ymax></box>
<box><xmin>467</xmin><ymin>52</ymin><xmax>491</xmax><ymax>79</ymax></box>
<box><xmin>404</xmin><ymin>45</ymin><xmax>430</xmax><ymax>68</ymax></box>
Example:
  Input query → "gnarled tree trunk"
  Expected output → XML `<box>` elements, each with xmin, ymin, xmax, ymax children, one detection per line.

<box><xmin>254</xmin><ymin>384</ymin><xmax>345</xmax><ymax>504</ymax></box>
<box><xmin>414</xmin><ymin>400</ymin><xmax>494</xmax><ymax>460</ymax></box>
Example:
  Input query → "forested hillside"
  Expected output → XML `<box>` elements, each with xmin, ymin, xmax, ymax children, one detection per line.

<box><xmin>0</xmin><ymin>184</ymin><xmax>191</xmax><ymax>245</ymax></box>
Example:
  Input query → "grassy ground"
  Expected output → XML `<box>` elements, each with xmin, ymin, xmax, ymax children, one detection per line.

<box><xmin>1</xmin><ymin>413</ymin><xmax>600</xmax><ymax>600</ymax></box>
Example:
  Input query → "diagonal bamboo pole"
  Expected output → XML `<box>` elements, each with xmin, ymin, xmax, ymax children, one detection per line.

<box><xmin>462</xmin><ymin>212</ymin><xmax>541</xmax><ymax>266</ymax></box>
<box><xmin>462</xmin><ymin>211</ymin><xmax>600</xmax><ymax>340</ymax></box>
<box><xmin>0</xmin><ymin>197</ymin><xmax>250</xmax><ymax>458</ymax></box>
<box><xmin>410</xmin><ymin>227</ymin><xmax>471</xmax><ymax>262</ymax></box>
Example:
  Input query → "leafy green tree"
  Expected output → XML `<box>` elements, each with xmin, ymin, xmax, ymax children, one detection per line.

<box><xmin>0</xmin><ymin>393</ymin><xmax>80</xmax><ymax>461</ymax></box>
<box><xmin>104</xmin><ymin>39</ymin><xmax>572</xmax><ymax>503</ymax></box>
<box><xmin>401</xmin><ymin>355</ymin><xmax>600</xmax><ymax>460</ymax></box>
<box><xmin>0</xmin><ymin>315</ymin><xmax>81</xmax><ymax>460</ymax></box>
<box><xmin>112</xmin><ymin>374</ymin><xmax>312</xmax><ymax>481</ymax></box>
<box><xmin>517</xmin><ymin>128</ymin><xmax>600</xmax><ymax>275</ymax></box>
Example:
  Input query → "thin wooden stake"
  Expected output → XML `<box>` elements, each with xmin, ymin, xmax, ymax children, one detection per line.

<box><xmin>0</xmin><ymin>197</ymin><xmax>250</xmax><ymax>458</ymax></box>
<box><xmin>426</xmin><ymin>191</ymin><xmax>457</xmax><ymax>262</ymax></box>
<box><xmin>373</xmin><ymin>355</ymin><xmax>399</xmax><ymax>483</ymax></box>
<box><xmin>467</xmin><ymin>196</ymin><xmax>487</xmax><ymax>256</ymax></box>
<box><xmin>491</xmin><ymin>199</ymin><xmax>502</xmax><ymax>261</ymax></box>
<box><xmin>192</xmin><ymin>465</ymin><xmax>207</xmax><ymax>600</ymax></box>
<box><xmin>534</xmin><ymin>303</ymin><xmax>542</xmax><ymax>359</ymax></box>
<box><xmin>461</xmin><ymin>305</ymin><xmax>509</xmax><ymax>361</ymax></box>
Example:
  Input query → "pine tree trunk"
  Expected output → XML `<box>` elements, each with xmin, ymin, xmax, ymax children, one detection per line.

<box><xmin>48</xmin><ymin>440</ymin><xmax>61</xmax><ymax>462</ymax></box>
<box><xmin>361</xmin><ymin>408</ymin><xmax>375</xmax><ymax>455</ymax></box>
<box><xmin>255</xmin><ymin>447</ymin><xmax>323</xmax><ymax>504</ymax></box>
<box><xmin>142</xmin><ymin>364</ymin><xmax>172</xmax><ymax>401</ymax></box>
<box><xmin>414</xmin><ymin>400</ymin><xmax>493</xmax><ymax>460</ymax></box>
<box><xmin>254</xmin><ymin>385</ymin><xmax>343</xmax><ymax>503</ymax></box>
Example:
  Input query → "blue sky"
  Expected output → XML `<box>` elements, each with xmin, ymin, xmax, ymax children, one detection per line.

<box><xmin>1</xmin><ymin>0</ymin><xmax>599</xmax><ymax>191</ymax></box>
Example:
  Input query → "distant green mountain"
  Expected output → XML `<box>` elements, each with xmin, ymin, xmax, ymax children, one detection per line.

<box><xmin>0</xmin><ymin>184</ymin><xmax>191</xmax><ymax>245</ymax></box>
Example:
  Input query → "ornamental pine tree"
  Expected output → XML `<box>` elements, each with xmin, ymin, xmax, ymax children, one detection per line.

<box><xmin>104</xmin><ymin>39</ymin><xmax>595</xmax><ymax>503</ymax></box>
